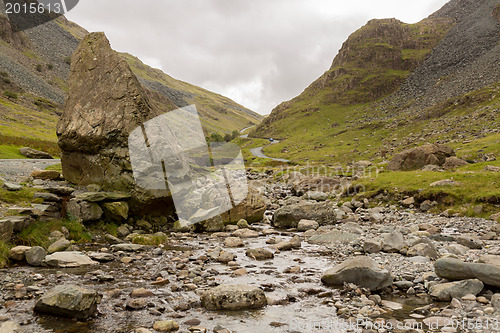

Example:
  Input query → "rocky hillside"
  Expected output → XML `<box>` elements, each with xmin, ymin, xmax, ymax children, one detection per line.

<box><xmin>253</xmin><ymin>0</ymin><xmax>499</xmax><ymax>165</ymax></box>
<box><xmin>0</xmin><ymin>6</ymin><xmax>261</xmax><ymax>157</ymax></box>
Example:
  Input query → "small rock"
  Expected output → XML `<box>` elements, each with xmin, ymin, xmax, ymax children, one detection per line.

<box><xmin>25</xmin><ymin>246</ymin><xmax>46</xmax><ymax>266</ymax></box>
<box><xmin>297</xmin><ymin>219</ymin><xmax>319</xmax><ymax>231</ymax></box>
<box><xmin>30</xmin><ymin>169</ymin><xmax>60</xmax><ymax>180</ymax></box>
<box><xmin>245</xmin><ymin>248</ymin><xmax>274</xmax><ymax>260</ymax></box>
<box><xmin>130</xmin><ymin>288</ymin><xmax>154</xmax><ymax>298</ymax></box>
<box><xmin>224</xmin><ymin>237</ymin><xmax>244</xmax><ymax>247</ymax></box>
<box><xmin>8</xmin><ymin>246</ymin><xmax>31</xmax><ymax>261</ymax></box>
<box><xmin>153</xmin><ymin>320</ymin><xmax>179</xmax><ymax>332</ymax></box>
<box><xmin>47</xmin><ymin>238</ymin><xmax>70</xmax><ymax>254</ymax></box>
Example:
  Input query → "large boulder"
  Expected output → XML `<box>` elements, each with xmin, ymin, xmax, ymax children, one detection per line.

<box><xmin>34</xmin><ymin>285</ymin><xmax>102</xmax><ymax>319</ymax></box>
<box><xmin>56</xmin><ymin>32</ymin><xmax>177</xmax><ymax>216</ymax></box>
<box><xmin>220</xmin><ymin>185</ymin><xmax>269</xmax><ymax>223</ymax></box>
<box><xmin>429</xmin><ymin>279</ymin><xmax>484</xmax><ymax>301</ymax></box>
<box><xmin>321</xmin><ymin>256</ymin><xmax>393</xmax><ymax>291</ymax></box>
<box><xmin>19</xmin><ymin>147</ymin><xmax>53</xmax><ymax>159</ymax></box>
<box><xmin>273</xmin><ymin>202</ymin><xmax>339</xmax><ymax>229</ymax></box>
<box><xmin>387</xmin><ymin>144</ymin><xmax>455</xmax><ymax>171</ymax></box>
<box><xmin>435</xmin><ymin>257</ymin><xmax>500</xmax><ymax>287</ymax></box>
<box><xmin>200</xmin><ymin>285</ymin><xmax>267</xmax><ymax>310</ymax></box>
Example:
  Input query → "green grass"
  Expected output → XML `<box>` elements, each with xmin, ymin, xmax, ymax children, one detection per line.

<box><xmin>0</xmin><ymin>186</ymin><xmax>43</xmax><ymax>205</ymax></box>
<box><xmin>45</xmin><ymin>163</ymin><xmax>62</xmax><ymax>172</ymax></box>
<box><xmin>0</xmin><ymin>145</ymin><xmax>25</xmax><ymax>159</ymax></box>
<box><xmin>131</xmin><ymin>233</ymin><xmax>167</xmax><ymax>246</ymax></box>
<box><xmin>0</xmin><ymin>135</ymin><xmax>60</xmax><ymax>157</ymax></box>
<box><xmin>353</xmin><ymin>161</ymin><xmax>500</xmax><ymax>218</ymax></box>
<box><xmin>0</xmin><ymin>241</ymin><xmax>10</xmax><ymax>268</ymax></box>
<box><xmin>15</xmin><ymin>219</ymin><xmax>92</xmax><ymax>248</ymax></box>
<box><xmin>89</xmin><ymin>221</ymin><xmax>119</xmax><ymax>237</ymax></box>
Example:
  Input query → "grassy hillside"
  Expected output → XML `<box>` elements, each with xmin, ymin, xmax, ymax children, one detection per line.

<box><xmin>0</xmin><ymin>13</ymin><xmax>261</xmax><ymax>159</ymax></box>
<box><xmin>121</xmin><ymin>53</ymin><xmax>262</xmax><ymax>134</ymax></box>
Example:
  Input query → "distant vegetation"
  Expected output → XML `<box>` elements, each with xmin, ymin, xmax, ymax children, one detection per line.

<box><xmin>206</xmin><ymin>130</ymin><xmax>240</xmax><ymax>143</ymax></box>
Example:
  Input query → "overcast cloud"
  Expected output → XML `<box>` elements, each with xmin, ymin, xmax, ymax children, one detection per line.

<box><xmin>65</xmin><ymin>0</ymin><xmax>449</xmax><ymax>114</ymax></box>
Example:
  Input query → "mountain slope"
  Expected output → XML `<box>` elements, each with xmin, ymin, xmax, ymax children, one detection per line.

<box><xmin>0</xmin><ymin>6</ymin><xmax>261</xmax><ymax>157</ymax></box>
<box><xmin>252</xmin><ymin>0</ymin><xmax>499</xmax><ymax>165</ymax></box>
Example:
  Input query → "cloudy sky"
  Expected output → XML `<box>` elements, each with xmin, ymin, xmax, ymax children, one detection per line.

<box><xmin>66</xmin><ymin>0</ymin><xmax>449</xmax><ymax>114</ymax></box>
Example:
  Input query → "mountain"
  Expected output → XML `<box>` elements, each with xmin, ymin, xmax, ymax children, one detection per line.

<box><xmin>0</xmin><ymin>2</ymin><xmax>261</xmax><ymax>157</ymax></box>
<box><xmin>253</xmin><ymin>0</ymin><xmax>499</xmax><ymax>164</ymax></box>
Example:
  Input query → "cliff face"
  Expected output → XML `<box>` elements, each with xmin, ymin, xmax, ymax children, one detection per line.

<box><xmin>256</xmin><ymin>16</ymin><xmax>452</xmax><ymax>135</ymax></box>
<box><xmin>251</xmin><ymin>0</ymin><xmax>499</xmax><ymax>165</ymax></box>
<box><xmin>57</xmin><ymin>32</ymin><xmax>175</xmax><ymax>215</ymax></box>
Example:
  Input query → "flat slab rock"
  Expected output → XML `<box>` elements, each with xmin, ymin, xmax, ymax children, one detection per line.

<box><xmin>44</xmin><ymin>251</ymin><xmax>99</xmax><ymax>268</ymax></box>
<box><xmin>34</xmin><ymin>284</ymin><xmax>102</xmax><ymax>320</ymax></box>
<box><xmin>435</xmin><ymin>257</ymin><xmax>500</xmax><ymax>287</ymax></box>
<box><xmin>200</xmin><ymin>284</ymin><xmax>267</xmax><ymax>310</ymax></box>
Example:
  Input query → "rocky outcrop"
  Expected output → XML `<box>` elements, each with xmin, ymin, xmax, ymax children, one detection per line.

<box><xmin>387</xmin><ymin>144</ymin><xmax>455</xmax><ymax>171</ymax></box>
<box><xmin>57</xmin><ymin>32</ymin><xmax>177</xmax><ymax>215</ymax></box>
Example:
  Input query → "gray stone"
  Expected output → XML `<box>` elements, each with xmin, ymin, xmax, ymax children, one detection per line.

<box><xmin>2</xmin><ymin>182</ymin><xmax>22</xmax><ymax>191</ymax></box>
<box><xmin>111</xmin><ymin>243</ymin><xmax>147</xmax><ymax>252</ymax></box>
<box><xmin>430</xmin><ymin>179</ymin><xmax>462</xmax><ymax>187</ymax></box>
<box><xmin>19</xmin><ymin>147</ymin><xmax>53</xmax><ymax>159</ymax></box>
<box><xmin>33</xmin><ymin>193</ymin><xmax>61</xmax><ymax>202</ymax></box>
<box><xmin>117</xmin><ymin>225</ymin><xmax>130</xmax><ymax>238</ymax></box>
<box><xmin>0</xmin><ymin>219</ymin><xmax>13</xmax><ymax>242</ymax></box>
<box><xmin>1</xmin><ymin>216</ymin><xmax>31</xmax><ymax>233</ymax></box>
<box><xmin>381</xmin><ymin>230</ymin><xmax>405</xmax><ymax>252</ymax></box>
<box><xmin>407</xmin><ymin>243</ymin><xmax>438</xmax><ymax>260</ymax></box>
<box><xmin>75</xmin><ymin>192</ymin><xmax>131</xmax><ymax>202</ymax></box>
<box><xmin>217</xmin><ymin>251</ymin><xmax>235</xmax><ymax>263</ymax></box>
<box><xmin>224</xmin><ymin>237</ymin><xmax>244</xmax><ymax>247</ymax></box>
<box><xmin>478</xmin><ymin>255</ymin><xmax>500</xmax><ymax>267</ymax></box>
<box><xmin>302</xmin><ymin>191</ymin><xmax>328</xmax><ymax>201</ymax></box>
<box><xmin>457</xmin><ymin>235</ymin><xmax>483</xmax><ymax>249</ymax></box>
<box><xmin>363</xmin><ymin>239</ymin><xmax>382</xmax><ymax>254</ymax></box>
<box><xmin>200</xmin><ymin>285</ymin><xmax>267</xmax><ymax>310</ymax></box>
<box><xmin>44</xmin><ymin>251</ymin><xmax>99</xmax><ymax>268</ymax></box>
<box><xmin>67</xmin><ymin>199</ymin><xmax>103</xmax><ymax>222</ymax></box>
<box><xmin>297</xmin><ymin>219</ymin><xmax>319</xmax><ymax>231</ymax></box>
<box><xmin>435</xmin><ymin>258</ymin><xmax>500</xmax><ymax>287</ymax></box>
<box><xmin>89</xmin><ymin>252</ymin><xmax>114</xmax><ymax>262</ymax></box>
<box><xmin>105</xmin><ymin>234</ymin><xmax>123</xmax><ymax>245</ymax></box>
<box><xmin>25</xmin><ymin>246</ymin><xmax>46</xmax><ymax>266</ymax></box>
<box><xmin>246</xmin><ymin>248</ymin><xmax>274</xmax><ymax>260</ymax></box>
<box><xmin>0</xmin><ymin>320</ymin><xmax>24</xmax><ymax>333</ymax></box>
<box><xmin>429</xmin><ymin>279</ymin><xmax>484</xmax><ymax>301</ymax></box>
<box><xmin>47</xmin><ymin>238</ymin><xmax>71</xmax><ymax>254</ymax></box>
<box><xmin>321</xmin><ymin>256</ymin><xmax>393</xmax><ymax>291</ymax></box>
<box><xmin>491</xmin><ymin>294</ymin><xmax>500</xmax><ymax>310</ymax></box>
<box><xmin>202</xmin><ymin>216</ymin><xmax>225</xmax><ymax>232</ymax></box>
<box><xmin>236</xmin><ymin>219</ymin><xmax>249</xmax><ymax>229</ymax></box>
<box><xmin>102</xmin><ymin>201</ymin><xmax>129</xmax><ymax>221</ymax></box>
<box><xmin>34</xmin><ymin>285</ymin><xmax>102</xmax><ymax>319</ymax></box>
